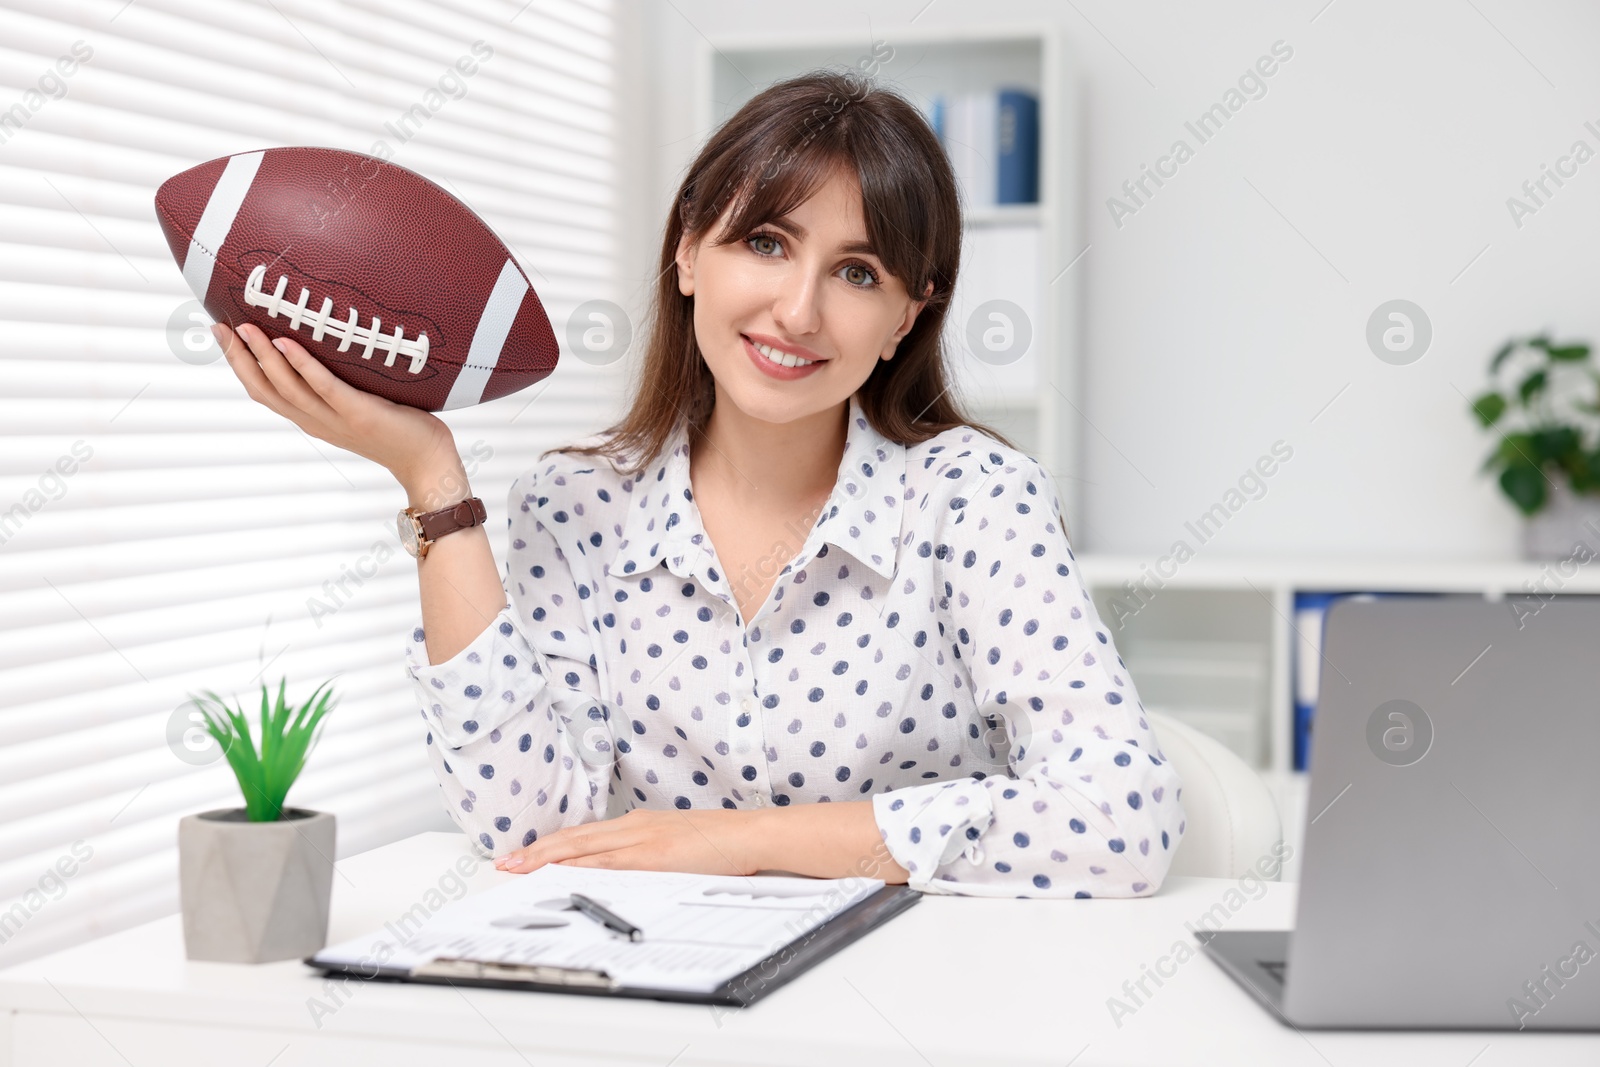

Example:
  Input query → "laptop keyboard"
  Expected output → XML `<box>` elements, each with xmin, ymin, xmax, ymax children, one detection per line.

<box><xmin>1257</xmin><ymin>960</ymin><xmax>1288</xmax><ymax>986</ymax></box>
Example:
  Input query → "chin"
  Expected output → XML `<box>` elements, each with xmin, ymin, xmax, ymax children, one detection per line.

<box><xmin>720</xmin><ymin>375</ymin><xmax>851</xmax><ymax>425</ymax></box>
<box><xmin>720</xmin><ymin>387</ymin><xmax>816</xmax><ymax>427</ymax></box>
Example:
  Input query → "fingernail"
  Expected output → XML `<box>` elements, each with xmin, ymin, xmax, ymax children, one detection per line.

<box><xmin>271</xmin><ymin>338</ymin><xmax>288</xmax><ymax>354</ymax></box>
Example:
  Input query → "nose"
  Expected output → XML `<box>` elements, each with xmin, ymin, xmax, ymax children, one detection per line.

<box><xmin>771</xmin><ymin>260</ymin><xmax>822</xmax><ymax>338</ymax></box>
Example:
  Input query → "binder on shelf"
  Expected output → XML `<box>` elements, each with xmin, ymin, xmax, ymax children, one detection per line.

<box><xmin>1291</xmin><ymin>591</ymin><xmax>1341</xmax><ymax>772</ymax></box>
<box><xmin>996</xmin><ymin>89</ymin><xmax>1039</xmax><ymax>205</ymax></box>
<box><xmin>932</xmin><ymin>88</ymin><xmax>1039</xmax><ymax>210</ymax></box>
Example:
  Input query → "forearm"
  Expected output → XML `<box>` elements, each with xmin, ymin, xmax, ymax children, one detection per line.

<box><xmin>401</xmin><ymin>459</ymin><xmax>508</xmax><ymax>665</ymax></box>
<box><xmin>746</xmin><ymin>801</ymin><xmax>911</xmax><ymax>884</ymax></box>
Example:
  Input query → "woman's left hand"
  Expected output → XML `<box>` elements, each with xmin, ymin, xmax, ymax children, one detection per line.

<box><xmin>492</xmin><ymin>808</ymin><xmax>766</xmax><ymax>877</ymax></box>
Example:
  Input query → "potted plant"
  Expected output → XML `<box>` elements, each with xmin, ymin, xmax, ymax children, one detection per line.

<box><xmin>1471</xmin><ymin>333</ymin><xmax>1600</xmax><ymax>560</ymax></box>
<box><xmin>177</xmin><ymin>675</ymin><xmax>338</xmax><ymax>963</ymax></box>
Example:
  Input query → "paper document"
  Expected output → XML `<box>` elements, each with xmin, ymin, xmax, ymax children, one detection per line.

<box><xmin>313</xmin><ymin>865</ymin><xmax>885</xmax><ymax>995</ymax></box>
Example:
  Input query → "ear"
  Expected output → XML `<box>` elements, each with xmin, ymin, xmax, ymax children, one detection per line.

<box><xmin>881</xmin><ymin>280</ymin><xmax>935</xmax><ymax>362</ymax></box>
<box><xmin>675</xmin><ymin>231</ymin><xmax>698</xmax><ymax>297</ymax></box>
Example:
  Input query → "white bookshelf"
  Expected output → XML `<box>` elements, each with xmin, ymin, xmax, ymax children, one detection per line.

<box><xmin>1072</xmin><ymin>551</ymin><xmax>1600</xmax><ymax>881</ymax></box>
<box><xmin>1076</xmin><ymin>551</ymin><xmax>1600</xmax><ymax>772</ymax></box>
<box><xmin>696</xmin><ymin>25</ymin><xmax>1084</xmax><ymax>524</ymax></box>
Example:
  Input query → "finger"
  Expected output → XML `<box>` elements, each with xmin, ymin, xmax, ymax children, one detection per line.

<box><xmin>498</xmin><ymin>848</ymin><xmax>568</xmax><ymax>873</ymax></box>
<box><xmin>497</xmin><ymin>834</ymin><xmax>587</xmax><ymax>870</ymax></box>
<box><xmin>214</xmin><ymin>321</ymin><xmax>257</xmax><ymax>369</ymax></box>
<box><xmin>217</xmin><ymin>323</ymin><xmax>296</xmax><ymax>415</ymax></box>
<box><xmin>233</xmin><ymin>324</ymin><xmax>340</xmax><ymax>423</ymax></box>
<box><xmin>497</xmin><ymin>827</ymin><xmax>629</xmax><ymax>871</ymax></box>
<box><xmin>493</xmin><ymin>833</ymin><xmax>565</xmax><ymax>870</ymax></box>
<box><xmin>554</xmin><ymin>852</ymin><xmax>620</xmax><ymax>869</ymax></box>
<box><xmin>271</xmin><ymin>329</ymin><xmax>371</xmax><ymax>416</ymax></box>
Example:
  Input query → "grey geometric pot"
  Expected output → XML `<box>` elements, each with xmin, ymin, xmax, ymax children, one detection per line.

<box><xmin>178</xmin><ymin>806</ymin><xmax>336</xmax><ymax>963</ymax></box>
<box><xmin>1522</xmin><ymin>480</ymin><xmax>1600</xmax><ymax>562</ymax></box>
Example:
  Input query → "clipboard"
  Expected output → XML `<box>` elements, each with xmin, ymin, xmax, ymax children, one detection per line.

<box><xmin>303</xmin><ymin>883</ymin><xmax>922</xmax><ymax>1007</ymax></box>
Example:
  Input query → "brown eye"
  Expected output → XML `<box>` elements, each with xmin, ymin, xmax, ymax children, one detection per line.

<box><xmin>748</xmin><ymin>234</ymin><xmax>780</xmax><ymax>255</ymax></box>
<box><xmin>842</xmin><ymin>264</ymin><xmax>880</xmax><ymax>288</ymax></box>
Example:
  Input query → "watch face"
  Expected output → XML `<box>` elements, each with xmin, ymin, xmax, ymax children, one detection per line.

<box><xmin>398</xmin><ymin>511</ymin><xmax>421</xmax><ymax>557</ymax></box>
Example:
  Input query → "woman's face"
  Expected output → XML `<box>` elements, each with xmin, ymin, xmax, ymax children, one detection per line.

<box><xmin>675</xmin><ymin>168</ymin><xmax>930</xmax><ymax>429</ymax></box>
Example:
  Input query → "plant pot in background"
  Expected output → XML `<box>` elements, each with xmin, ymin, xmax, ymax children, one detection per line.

<box><xmin>1522</xmin><ymin>480</ymin><xmax>1600</xmax><ymax>562</ymax></box>
<box><xmin>178</xmin><ymin>806</ymin><xmax>336</xmax><ymax>963</ymax></box>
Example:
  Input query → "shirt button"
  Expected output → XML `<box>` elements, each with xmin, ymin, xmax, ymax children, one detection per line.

<box><xmin>753</xmin><ymin>794</ymin><xmax>766</xmax><ymax>807</ymax></box>
<box><xmin>736</xmin><ymin>741</ymin><xmax>750</xmax><ymax>754</ymax></box>
<box><xmin>740</xmin><ymin>697</ymin><xmax>755</xmax><ymax>712</ymax></box>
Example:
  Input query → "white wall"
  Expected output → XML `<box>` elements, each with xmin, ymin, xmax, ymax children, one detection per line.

<box><xmin>621</xmin><ymin>0</ymin><xmax>1600</xmax><ymax>561</ymax></box>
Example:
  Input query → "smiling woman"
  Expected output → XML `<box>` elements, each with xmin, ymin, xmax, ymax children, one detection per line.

<box><xmin>393</xmin><ymin>70</ymin><xmax>1187</xmax><ymax>899</ymax></box>
<box><xmin>557</xmin><ymin>68</ymin><xmax>1007</xmax><ymax>474</ymax></box>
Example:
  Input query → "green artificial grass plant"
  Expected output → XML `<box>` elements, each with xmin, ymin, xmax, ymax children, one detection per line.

<box><xmin>189</xmin><ymin>676</ymin><xmax>338</xmax><ymax>822</ymax></box>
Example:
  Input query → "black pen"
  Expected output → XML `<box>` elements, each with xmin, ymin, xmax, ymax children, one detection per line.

<box><xmin>569</xmin><ymin>892</ymin><xmax>643</xmax><ymax>941</ymax></box>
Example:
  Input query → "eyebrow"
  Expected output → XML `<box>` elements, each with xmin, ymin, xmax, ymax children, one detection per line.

<box><xmin>764</xmin><ymin>216</ymin><xmax>878</xmax><ymax>257</ymax></box>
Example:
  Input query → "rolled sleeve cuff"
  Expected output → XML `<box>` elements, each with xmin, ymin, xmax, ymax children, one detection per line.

<box><xmin>872</xmin><ymin>778</ymin><xmax>996</xmax><ymax>894</ymax></box>
<box><xmin>405</xmin><ymin>606</ymin><xmax>552</xmax><ymax>748</ymax></box>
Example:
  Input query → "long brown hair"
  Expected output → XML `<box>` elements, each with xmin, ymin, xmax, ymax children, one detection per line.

<box><xmin>542</xmin><ymin>68</ymin><xmax>1018</xmax><ymax>477</ymax></box>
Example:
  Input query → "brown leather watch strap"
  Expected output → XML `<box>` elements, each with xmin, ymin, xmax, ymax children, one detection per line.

<box><xmin>416</xmin><ymin>496</ymin><xmax>487</xmax><ymax>543</ymax></box>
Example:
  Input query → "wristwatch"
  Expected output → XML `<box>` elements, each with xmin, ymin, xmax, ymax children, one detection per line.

<box><xmin>398</xmin><ymin>496</ymin><xmax>487</xmax><ymax>559</ymax></box>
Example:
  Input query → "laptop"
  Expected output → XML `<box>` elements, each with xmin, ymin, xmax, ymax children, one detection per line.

<box><xmin>1199</xmin><ymin>593</ymin><xmax>1600</xmax><ymax>1030</ymax></box>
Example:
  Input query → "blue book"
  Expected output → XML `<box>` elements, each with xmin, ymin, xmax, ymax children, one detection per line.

<box><xmin>996</xmin><ymin>88</ymin><xmax>1038</xmax><ymax>204</ymax></box>
<box><xmin>1291</xmin><ymin>591</ymin><xmax>1342</xmax><ymax>772</ymax></box>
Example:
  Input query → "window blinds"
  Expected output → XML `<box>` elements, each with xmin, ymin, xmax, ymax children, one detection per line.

<box><xmin>0</xmin><ymin>0</ymin><xmax>627</xmax><ymax>967</ymax></box>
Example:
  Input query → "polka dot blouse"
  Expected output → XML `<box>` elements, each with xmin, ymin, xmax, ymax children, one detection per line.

<box><xmin>404</xmin><ymin>393</ymin><xmax>1186</xmax><ymax>898</ymax></box>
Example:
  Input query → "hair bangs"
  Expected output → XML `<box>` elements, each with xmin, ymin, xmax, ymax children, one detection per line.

<box><xmin>705</xmin><ymin>136</ymin><xmax>853</xmax><ymax>253</ymax></box>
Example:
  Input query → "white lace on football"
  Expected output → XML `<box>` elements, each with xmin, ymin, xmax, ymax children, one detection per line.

<box><xmin>242</xmin><ymin>263</ymin><xmax>429</xmax><ymax>373</ymax></box>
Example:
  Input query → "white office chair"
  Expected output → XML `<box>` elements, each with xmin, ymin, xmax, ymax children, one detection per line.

<box><xmin>1147</xmin><ymin>711</ymin><xmax>1284</xmax><ymax>881</ymax></box>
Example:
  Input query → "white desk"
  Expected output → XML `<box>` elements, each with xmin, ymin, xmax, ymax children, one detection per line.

<box><xmin>0</xmin><ymin>831</ymin><xmax>1593</xmax><ymax>1066</ymax></box>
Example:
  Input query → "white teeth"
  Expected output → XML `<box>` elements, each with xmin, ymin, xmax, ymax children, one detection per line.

<box><xmin>752</xmin><ymin>339</ymin><xmax>814</xmax><ymax>368</ymax></box>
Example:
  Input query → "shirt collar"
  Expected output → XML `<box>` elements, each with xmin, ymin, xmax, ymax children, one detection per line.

<box><xmin>605</xmin><ymin>393</ymin><xmax>905</xmax><ymax>589</ymax></box>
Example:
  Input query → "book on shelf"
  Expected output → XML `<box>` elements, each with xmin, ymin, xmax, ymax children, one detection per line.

<box><xmin>930</xmin><ymin>88</ymin><xmax>1039</xmax><ymax>209</ymax></box>
<box><xmin>1291</xmin><ymin>591</ymin><xmax>1341</xmax><ymax>773</ymax></box>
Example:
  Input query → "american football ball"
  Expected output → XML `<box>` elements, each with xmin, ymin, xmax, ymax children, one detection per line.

<box><xmin>154</xmin><ymin>146</ymin><xmax>559</xmax><ymax>411</ymax></box>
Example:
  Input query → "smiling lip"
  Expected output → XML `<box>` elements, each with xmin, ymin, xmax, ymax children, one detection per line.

<box><xmin>743</xmin><ymin>334</ymin><xmax>824</xmax><ymax>380</ymax></box>
<box><xmin>743</xmin><ymin>332</ymin><xmax>826</xmax><ymax>363</ymax></box>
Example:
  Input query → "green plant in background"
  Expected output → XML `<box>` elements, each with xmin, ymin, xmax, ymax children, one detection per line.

<box><xmin>189</xmin><ymin>676</ymin><xmax>338</xmax><ymax>821</ymax></box>
<box><xmin>1471</xmin><ymin>334</ymin><xmax>1600</xmax><ymax>516</ymax></box>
